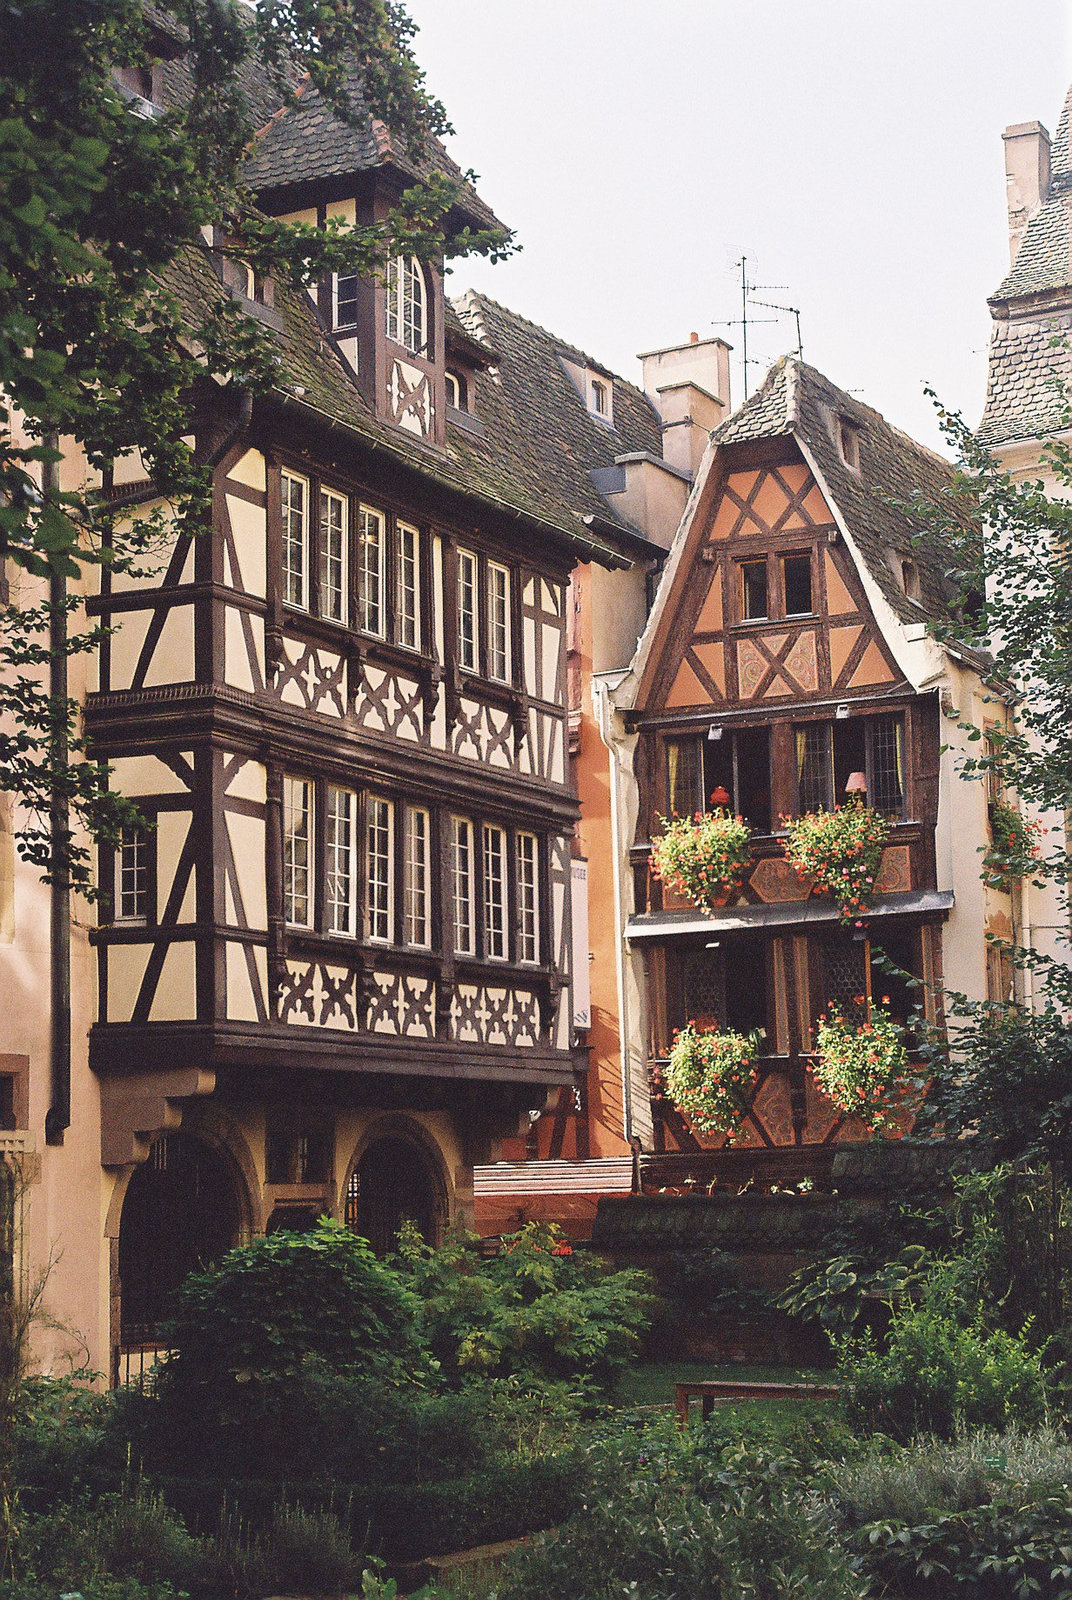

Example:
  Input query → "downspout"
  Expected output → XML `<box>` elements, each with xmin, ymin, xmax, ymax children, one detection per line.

<box><xmin>594</xmin><ymin>675</ymin><xmax>634</xmax><ymax>1141</ymax></box>
<box><xmin>44</xmin><ymin>437</ymin><xmax>69</xmax><ymax>1145</ymax></box>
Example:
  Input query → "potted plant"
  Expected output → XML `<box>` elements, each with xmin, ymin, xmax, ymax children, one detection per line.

<box><xmin>664</xmin><ymin>1023</ymin><xmax>760</xmax><ymax>1138</ymax></box>
<box><xmin>783</xmin><ymin>802</ymin><xmax>891</xmax><ymax>923</ymax></box>
<box><xmin>813</xmin><ymin>1000</ymin><xmax>916</xmax><ymax>1136</ymax></box>
<box><xmin>651</xmin><ymin>805</ymin><xmax>752</xmax><ymax>911</ymax></box>
<box><xmin>982</xmin><ymin>797</ymin><xmax>1043</xmax><ymax>890</ymax></box>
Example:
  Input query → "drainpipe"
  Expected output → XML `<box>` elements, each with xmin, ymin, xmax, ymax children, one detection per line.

<box><xmin>44</xmin><ymin>437</ymin><xmax>69</xmax><ymax>1145</ymax></box>
<box><xmin>594</xmin><ymin>675</ymin><xmax>635</xmax><ymax>1142</ymax></box>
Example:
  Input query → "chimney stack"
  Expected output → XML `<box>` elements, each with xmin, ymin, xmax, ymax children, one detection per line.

<box><xmin>1003</xmin><ymin>119</ymin><xmax>1051</xmax><ymax>266</ymax></box>
<box><xmin>637</xmin><ymin>334</ymin><xmax>732</xmax><ymax>476</ymax></box>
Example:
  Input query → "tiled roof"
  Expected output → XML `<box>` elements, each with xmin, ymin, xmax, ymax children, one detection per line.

<box><xmin>991</xmin><ymin>190</ymin><xmax>1072</xmax><ymax>302</ymax></box>
<box><xmin>714</xmin><ymin>357</ymin><xmax>976</xmax><ymax>629</ymax></box>
<box><xmin>977</xmin><ymin>315</ymin><xmax>1072</xmax><ymax>447</ymax></box>
<box><xmin>158</xmin><ymin>245</ymin><xmax>654</xmax><ymax>566</ymax></box>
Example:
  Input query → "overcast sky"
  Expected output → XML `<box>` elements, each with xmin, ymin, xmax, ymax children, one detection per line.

<box><xmin>404</xmin><ymin>1</ymin><xmax>1071</xmax><ymax>452</ymax></box>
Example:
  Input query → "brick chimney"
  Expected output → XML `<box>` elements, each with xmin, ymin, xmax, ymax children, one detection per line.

<box><xmin>1003</xmin><ymin>119</ymin><xmax>1051</xmax><ymax>266</ymax></box>
<box><xmin>637</xmin><ymin>333</ymin><xmax>732</xmax><ymax>476</ymax></box>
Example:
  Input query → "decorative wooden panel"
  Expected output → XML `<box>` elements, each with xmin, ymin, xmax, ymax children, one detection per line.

<box><xmin>451</xmin><ymin>985</ymin><xmax>540</xmax><ymax>1047</ymax></box>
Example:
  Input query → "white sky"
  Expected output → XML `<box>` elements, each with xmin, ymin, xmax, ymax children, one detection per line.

<box><xmin>405</xmin><ymin>1</ymin><xmax>1072</xmax><ymax>453</ymax></box>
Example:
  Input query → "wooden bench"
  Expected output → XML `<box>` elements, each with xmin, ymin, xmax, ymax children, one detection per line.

<box><xmin>674</xmin><ymin>1378</ymin><xmax>840</xmax><ymax>1427</ymax></box>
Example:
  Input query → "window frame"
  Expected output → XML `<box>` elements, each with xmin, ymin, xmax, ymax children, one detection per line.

<box><xmin>318</xmin><ymin>487</ymin><xmax>349</xmax><ymax>625</ymax></box>
<box><xmin>396</xmin><ymin>520</ymin><xmax>421</xmax><ymax>651</ymax></box>
<box><xmin>486</xmin><ymin>561</ymin><xmax>511</xmax><ymax>683</ymax></box>
<box><xmin>283</xmin><ymin>775</ymin><xmax>314</xmax><ymax>929</ymax></box>
<box><xmin>325</xmin><ymin>784</ymin><xmax>358</xmax><ymax>937</ymax></box>
<box><xmin>385</xmin><ymin>254</ymin><xmax>428</xmax><ymax>355</ymax></box>
<box><xmin>791</xmin><ymin>713</ymin><xmax>907</xmax><ymax>819</ymax></box>
<box><xmin>451</xmin><ymin>815</ymin><xmax>475</xmax><ymax>956</ymax></box>
<box><xmin>365</xmin><ymin>795</ymin><xmax>395</xmax><ymax>944</ymax></box>
<box><xmin>332</xmin><ymin>271</ymin><xmax>359</xmax><ymax>332</ymax></box>
<box><xmin>516</xmin><ymin>832</ymin><xmax>540</xmax><ymax>965</ymax></box>
<box><xmin>403</xmin><ymin>805</ymin><xmax>432</xmax><ymax>949</ymax></box>
<box><xmin>115</xmin><ymin>822</ymin><xmax>153</xmax><ymax>924</ymax></box>
<box><xmin>482</xmin><ymin>823</ymin><xmax>507</xmax><ymax>960</ymax></box>
<box><xmin>456</xmin><ymin>548</ymin><xmax>478</xmax><ymax>673</ymax></box>
<box><xmin>740</xmin><ymin>558</ymin><xmax>769</xmax><ymax>621</ymax></box>
<box><xmin>781</xmin><ymin>551</ymin><xmax>814</xmax><ymax>617</ymax></box>
<box><xmin>281</xmin><ymin>470</ymin><xmax>310</xmax><ymax>612</ymax></box>
<box><xmin>357</xmin><ymin>503</ymin><xmax>387</xmax><ymax>639</ymax></box>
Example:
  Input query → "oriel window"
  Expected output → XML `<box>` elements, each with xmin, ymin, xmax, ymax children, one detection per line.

<box><xmin>319</xmin><ymin>489</ymin><xmax>348</xmax><ymax>623</ymax></box>
<box><xmin>283</xmin><ymin>776</ymin><xmax>313</xmax><ymax>927</ymax></box>
<box><xmin>365</xmin><ymin>796</ymin><xmax>394</xmax><ymax>943</ymax></box>
<box><xmin>325</xmin><ymin>785</ymin><xmax>357</xmax><ymax>935</ymax></box>
<box><xmin>281</xmin><ymin>471</ymin><xmax>309</xmax><ymax>610</ymax></box>
<box><xmin>357</xmin><ymin>505</ymin><xmax>386</xmax><ymax>637</ymax></box>
<box><xmin>482</xmin><ymin>824</ymin><xmax>507</xmax><ymax>959</ymax></box>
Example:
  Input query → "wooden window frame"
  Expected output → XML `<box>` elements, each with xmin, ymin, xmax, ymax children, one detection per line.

<box><xmin>325</xmin><ymin>784</ymin><xmax>358</xmax><ymax>936</ymax></box>
<box><xmin>515</xmin><ymin>831</ymin><xmax>540</xmax><ymax>965</ymax></box>
<box><xmin>365</xmin><ymin>795</ymin><xmax>395</xmax><ymax>944</ymax></box>
<box><xmin>318</xmin><ymin>487</ymin><xmax>349</xmax><ymax>625</ymax></box>
<box><xmin>486</xmin><ymin>561</ymin><xmax>511</xmax><ymax>683</ymax></box>
<box><xmin>451</xmin><ymin>815</ymin><xmax>475</xmax><ymax>956</ymax></box>
<box><xmin>457</xmin><ymin>548</ymin><xmax>478</xmax><ymax>673</ymax></box>
<box><xmin>395</xmin><ymin>520</ymin><xmax>421</xmax><ymax>651</ymax></box>
<box><xmin>332</xmin><ymin>271</ymin><xmax>359</xmax><ymax>331</ymax></box>
<box><xmin>385</xmin><ymin>254</ymin><xmax>428</xmax><ymax>355</ymax></box>
<box><xmin>482</xmin><ymin>823</ymin><xmax>507</xmax><ymax>960</ymax></box>
<box><xmin>357</xmin><ymin>503</ymin><xmax>387</xmax><ymax>639</ymax></box>
<box><xmin>115</xmin><ymin>821</ymin><xmax>154</xmax><ymax>925</ymax></box>
<box><xmin>281</xmin><ymin>470</ymin><xmax>310</xmax><ymax>612</ymax></box>
<box><xmin>283</xmin><ymin>775</ymin><xmax>314</xmax><ymax>928</ymax></box>
<box><xmin>403</xmin><ymin>806</ymin><xmax>431</xmax><ymax>948</ymax></box>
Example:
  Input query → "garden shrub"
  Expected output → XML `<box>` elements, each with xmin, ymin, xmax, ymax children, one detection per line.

<box><xmin>16</xmin><ymin>1483</ymin><xmax>205</xmax><ymax>1592</ymax></box>
<box><xmin>839</xmin><ymin>1307</ymin><xmax>1048</xmax><ymax>1441</ymax></box>
<box><xmin>394</xmin><ymin>1221</ymin><xmax>657</xmax><ymax>1392</ymax></box>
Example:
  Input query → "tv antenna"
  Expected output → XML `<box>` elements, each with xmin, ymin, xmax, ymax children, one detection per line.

<box><xmin>709</xmin><ymin>258</ymin><xmax>805</xmax><ymax>399</ymax></box>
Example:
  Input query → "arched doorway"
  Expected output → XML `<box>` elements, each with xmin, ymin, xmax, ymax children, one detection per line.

<box><xmin>345</xmin><ymin>1133</ymin><xmax>444</xmax><ymax>1254</ymax></box>
<box><xmin>118</xmin><ymin>1131</ymin><xmax>243</xmax><ymax>1345</ymax></box>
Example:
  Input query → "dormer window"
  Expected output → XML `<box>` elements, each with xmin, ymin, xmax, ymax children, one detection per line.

<box><xmin>333</xmin><ymin>273</ymin><xmax>359</xmax><ymax>332</ymax></box>
<box><xmin>386</xmin><ymin>256</ymin><xmax>427</xmax><ymax>354</ymax></box>
<box><xmin>838</xmin><ymin>417</ymin><xmax>860</xmax><ymax>470</ymax></box>
<box><xmin>590</xmin><ymin>377</ymin><xmax>611</xmax><ymax>419</ymax></box>
<box><xmin>445</xmin><ymin>370</ymin><xmax>468</xmax><ymax>410</ymax></box>
<box><xmin>901</xmin><ymin>559</ymin><xmax>921</xmax><ymax>603</ymax></box>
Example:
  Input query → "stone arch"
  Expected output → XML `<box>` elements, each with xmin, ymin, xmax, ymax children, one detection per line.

<box><xmin>115</xmin><ymin>1129</ymin><xmax>248</xmax><ymax>1345</ymax></box>
<box><xmin>342</xmin><ymin>1115</ymin><xmax>451</xmax><ymax>1254</ymax></box>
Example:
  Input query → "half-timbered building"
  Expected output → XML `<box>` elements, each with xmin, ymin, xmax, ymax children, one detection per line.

<box><xmin>596</xmin><ymin>355</ymin><xmax>1010</xmax><ymax>1178</ymax></box>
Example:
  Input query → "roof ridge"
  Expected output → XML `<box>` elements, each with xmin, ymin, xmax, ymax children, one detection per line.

<box><xmin>456</xmin><ymin>289</ymin><xmax>650</xmax><ymax>397</ymax></box>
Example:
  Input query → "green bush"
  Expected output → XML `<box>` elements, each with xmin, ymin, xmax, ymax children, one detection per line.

<box><xmin>840</xmin><ymin>1308</ymin><xmax>1048</xmax><ymax>1441</ymax></box>
<box><xmin>16</xmin><ymin>1483</ymin><xmax>205</xmax><ymax>1591</ymax></box>
<box><xmin>394</xmin><ymin>1220</ymin><xmax>657</xmax><ymax>1392</ymax></box>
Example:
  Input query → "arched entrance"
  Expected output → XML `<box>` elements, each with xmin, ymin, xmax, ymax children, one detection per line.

<box><xmin>118</xmin><ymin>1131</ymin><xmax>243</xmax><ymax>1345</ymax></box>
<box><xmin>345</xmin><ymin>1133</ymin><xmax>445</xmax><ymax>1254</ymax></box>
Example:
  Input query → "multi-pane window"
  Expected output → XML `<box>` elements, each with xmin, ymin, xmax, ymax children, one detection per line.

<box><xmin>457</xmin><ymin>549</ymin><xmax>478</xmax><ymax>671</ymax></box>
<box><xmin>451</xmin><ymin>816</ymin><xmax>474</xmax><ymax>955</ymax></box>
<box><xmin>282</xmin><ymin>471</ymin><xmax>308</xmax><ymax>609</ymax></box>
<box><xmin>333</xmin><ymin>272</ymin><xmax>359</xmax><ymax>330</ymax></box>
<box><xmin>867</xmin><ymin>715</ymin><xmax>905</xmax><ymax>815</ymax></box>
<box><xmin>404</xmin><ymin>807</ymin><xmax>430</xmax><ymax>947</ymax></box>
<box><xmin>366</xmin><ymin>796</ymin><xmax>394</xmax><ymax>942</ymax></box>
<box><xmin>667</xmin><ymin>738</ymin><xmax>703</xmax><ymax>817</ymax></box>
<box><xmin>396</xmin><ymin>522</ymin><xmax>420</xmax><ymax>649</ymax></box>
<box><xmin>482</xmin><ymin>824</ymin><xmax>507</xmax><ymax>959</ymax></box>
<box><xmin>741</xmin><ymin>560</ymin><xmax>768</xmax><ymax>620</ymax></box>
<box><xmin>793</xmin><ymin>714</ymin><xmax>906</xmax><ymax>817</ymax></box>
<box><xmin>516</xmin><ymin>833</ymin><xmax>539</xmax><ymax>964</ymax></box>
<box><xmin>357</xmin><ymin>505</ymin><xmax>386</xmax><ymax>637</ymax></box>
<box><xmin>319</xmin><ymin>489</ymin><xmax>348</xmax><ymax>624</ymax></box>
<box><xmin>795</xmin><ymin>724</ymin><xmax>832</xmax><ymax>814</ymax></box>
<box><xmin>283</xmin><ymin>776</ymin><xmax>313</xmax><ymax>927</ymax></box>
<box><xmin>325</xmin><ymin>785</ymin><xmax>357</xmax><ymax>935</ymax></box>
<box><xmin>117</xmin><ymin>825</ymin><xmax>150</xmax><ymax>921</ymax></box>
<box><xmin>487</xmin><ymin>563</ymin><xmax>510</xmax><ymax>682</ymax></box>
<box><xmin>385</xmin><ymin>255</ymin><xmax>427</xmax><ymax>354</ymax></box>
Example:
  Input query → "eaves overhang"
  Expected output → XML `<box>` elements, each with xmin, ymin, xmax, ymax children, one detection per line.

<box><xmin>626</xmin><ymin>889</ymin><xmax>954</xmax><ymax>941</ymax></box>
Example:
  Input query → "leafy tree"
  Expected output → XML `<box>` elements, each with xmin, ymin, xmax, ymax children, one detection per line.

<box><xmin>0</xmin><ymin>0</ymin><xmax>511</xmax><ymax>887</ymax></box>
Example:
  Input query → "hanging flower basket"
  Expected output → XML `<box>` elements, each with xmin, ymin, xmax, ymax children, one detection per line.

<box><xmin>651</xmin><ymin>809</ymin><xmax>752</xmax><ymax>911</ymax></box>
<box><xmin>783</xmin><ymin>803</ymin><xmax>891</xmax><ymax>923</ymax></box>
<box><xmin>982</xmin><ymin>798</ymin><xmax>1043</xmax><ymax>890</ymax></box>
<box><xmin>664</xmin><ymin>1023</ymin><xmax>759</xmax><ymax>1138</ymax></box>
<box><xmin>814</xmin><ymin>1002</ymin><xmax>915</xmax><ymax>1137</ymax></box>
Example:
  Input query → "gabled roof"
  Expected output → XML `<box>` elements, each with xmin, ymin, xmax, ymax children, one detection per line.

<box><xmin>448</xmin><ymin>292</ymin><xmax>665</xmax><ymax>551</ymax></box>
<box><xmin>713</xmin><ymin>357</ymin><xmax>970</xmax><ymax>627</ymax></box>
<box><xmin>159</xmin><ymin>246</ymin><xmax>654</xmax><ymax>567</ymax></box>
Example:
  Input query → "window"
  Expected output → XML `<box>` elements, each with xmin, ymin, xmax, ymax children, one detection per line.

<box><xmin>451</xmin><ymin>816</ymin><xmax>474</xmax><ymax>955</ymax></box>
<box><xmin>667</xmin><ymin>737</ymin><xmax>702</xmax><ymax>817</ymax></box>
<box><xmin>703</xmin><ymin>727</ymin><xmax>772</xmax><ymax>832</ymax></box>
<box><xmin>325</xmin><ymin>785</ymin><xmax>357</xmax><ymax>935</ymax></box>
<box><xmin>283</xmin><ymin>777</ymin><xmax>313</xmax><ymax>927</ymax></box>
<box><xmin>901</xmin><ymin>559</ymin><xmax>921</xmax><ymax>602</ymax></box>
<box><xmin>404</xmin><ymin>807</ymin><xmax>430</xmax><ymax>947</ymax></box>
<box><xmin>794</xmin><ymin>723</ymin><xmax>832</xmax><ymax>814</ymax></box>
<box><xmin>333</xmin><ymin>272</ymin><xmax>359</xmax><ymax>331</ymax></box>
<box><xmin>319</xmin><ymin>489</ymin><xmax>348</xmax><ymax>623</ymax></box>
<box><xmin>396</xmin><ymin>522</ymin><xmax>420</xmax><ymax>650</ymax></box>
<box><xmin>445</xmin><ymin>370</ymin><xmax>467</xmax><ymax>409</ymax></box>
<box><xmin>866</xmin><ymin>715</ymin><xmax>905</xmax><ymax>815</ymax></box>
<box><xmin>366</xmin><ymin>796</ymin><xmax>394</xmax><ymax>942</ymax></box>
<box><xmin>117</xmin><ymin>825</ymin><xmax>150</xmax><ymax>921</ymax></box>
<box><xmin>792</xmin><ymin>714</ymin><xmax>906</xmax><ymax>817</ymax></box>
<box><xmin>282</xmin><ymin>471</ymin><xmax>309</xmax><ymax>609</ymax></box>
<box><xmin>487</xmin><ymin>562</ymin><xmax>510</xmax><ymax>682</ymax></box>
<box><xmin>838</xmin><ymin>418</ymin><xmax>860</xmax><ymax>469</ymax></box>
<box><xmin>385</xmin><ymin>255</ymin><xmax>427</xmax><ymax>354</ymax></box>
<box><xmin>782</xmin><ymin>553</ymin><xmax>813</xmax><ymax>616</ymax></box>
<box><xmin>357</xmin><ymin>505</ymin><xmax>386</xmax><ymax>637</ymax></box>
<box><xmin>482</xmin><ymin>825</ymin><xmax>507</xmax><ymax>959</ymax></box>
<box><xmin>591</xmin><ymin>378</ymin><xmax>608</xmax><ymax>416</ymax></box>
<box><xmin>457</xmin><ymin>549</ymin><xmax>478</xmax><ymax>671</ymax></box>
<box><xmin>741</xmin><ymin>560</ymin><xmax>768</xmax><ymax>620</ymax></box>
<box><xmin>516</xmin><ymin>833</ymin><xmax>539</xmax><ymax>964</ymax></box>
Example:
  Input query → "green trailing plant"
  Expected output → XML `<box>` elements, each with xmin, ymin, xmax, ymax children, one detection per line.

<box><xmin>982</xmin><ymin>797</ymin><xmax>1044</xmax><ymax>889</ymax></box>
<box><xmin>783</xmin><ymin>802</ymin><xmax>891</xmax><ymax>923</ymax></box>
<box><xmin>814</xmin><ymin>1001</ymin><xmax>917</xmax><ymax>1135</ymax></box>
<box><xmin>664</xmin><ymin>1023</ymin><xmax>760</xmax><ymax>1138</ymax></box>
<box><xmin>651</xmin><ymin>808</ymin><xmax>752</xmax><ymax>910</ymax></box>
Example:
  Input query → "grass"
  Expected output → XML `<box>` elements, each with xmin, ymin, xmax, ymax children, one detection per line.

<box><xmin>615</xmin><ymin>1360</ymin><xmax>830</xmax><ymax>1410</ymax></box>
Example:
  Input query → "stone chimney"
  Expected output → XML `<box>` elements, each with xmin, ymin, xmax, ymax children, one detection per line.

<box><xmin>1003</xmin><ymin>119</ymin><xmax>1051</xmax><ymax>266</ymax></box>
<box><xmin>637</xmin><ymin>333</ymin><xmax>732</xmax><ymax>476</ymax></box>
